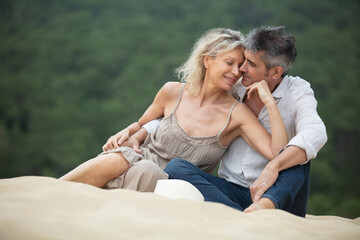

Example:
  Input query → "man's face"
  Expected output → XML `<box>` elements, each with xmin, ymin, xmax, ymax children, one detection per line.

<box><xmin>240</xmin><ymin>49</ymin><xmax>270</xmax><ymax>87</ymax></box>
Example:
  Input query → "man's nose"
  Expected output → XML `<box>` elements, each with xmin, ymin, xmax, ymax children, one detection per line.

<box><xmin>240</xmin><ymin>61</ymin><xmax>247</xmax><ymax>72</ymax></box>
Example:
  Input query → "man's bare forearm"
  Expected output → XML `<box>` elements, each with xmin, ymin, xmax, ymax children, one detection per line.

<box><xmin>129</xmin><ymin>127</ymin><xmax>148</xmax><ymax>145</ymax></box>
<box><xmin>120</xmin><ymin>127</ymin><xmax>149</xmax><ymax>153</ymax></box>
<box><xmin>270</xmin><ymin>145</ymin><xmax>307</xmax><ymax>172</ymax></box>
<box><xmin>249</xmin><ymin>145</ymin><xmax>307</xmax><ymax>202</ymax></box>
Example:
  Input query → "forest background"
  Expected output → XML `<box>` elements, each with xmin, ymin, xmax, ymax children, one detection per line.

<box><xmin>0</xmin><ymin>0</ymin><xmax>359</xmax><ymax>218</ymax></box>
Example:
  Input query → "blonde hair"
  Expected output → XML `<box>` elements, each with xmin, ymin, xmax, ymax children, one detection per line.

<box><xmin>176</xmin><ymin>28</ymin><xmax>245</xmax><ymax>97</ymax></box>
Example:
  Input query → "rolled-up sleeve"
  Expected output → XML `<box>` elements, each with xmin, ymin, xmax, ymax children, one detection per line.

<box><xmin>142</xmin><ymin>119</ymin><xmax>161</xmax><ymax>134</ymax></box>
<box><xmin>286</xmin><ymin>86</ymin><xmax>327</xmax><ymax>163</ymax></box>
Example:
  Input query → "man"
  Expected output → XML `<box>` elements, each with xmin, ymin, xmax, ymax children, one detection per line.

<box><xmin>112</xmin><ymin>26</ymin><xmax>327</xmax><ymax>216</ymax></box>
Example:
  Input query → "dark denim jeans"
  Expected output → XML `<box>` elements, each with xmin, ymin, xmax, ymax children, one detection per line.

<box><xmin>164</xmin><ymin>158</ymin><xmax>310</xmax><ymax>217</ymax></box>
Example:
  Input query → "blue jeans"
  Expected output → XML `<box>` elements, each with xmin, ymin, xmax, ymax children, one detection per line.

<box><xmin>164</xmin><ymin>158</ymin><xmax>310</xmax><ymax>217</ymax></box>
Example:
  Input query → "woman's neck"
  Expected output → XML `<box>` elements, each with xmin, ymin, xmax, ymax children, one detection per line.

<box><xmin>195</xmin><ymin>80</ymin><xmax>229</xmax><ymax>107</ymax></box>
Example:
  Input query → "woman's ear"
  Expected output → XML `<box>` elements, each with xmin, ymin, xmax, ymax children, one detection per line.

<box><xmin>271</xmin><ymin>66</ymin><xmax>284</xmax><ymax>79</ymax></box>
<box><xmin>203</xmin><ymin>55</ymin><xmax>210</xmax><ymax>69</ymax></box>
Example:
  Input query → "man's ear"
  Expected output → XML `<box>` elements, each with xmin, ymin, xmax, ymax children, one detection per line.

<box><xmin>271</xmin><ymin>66</ymin><xmax>283</xmax><ymax>79</ymax></box>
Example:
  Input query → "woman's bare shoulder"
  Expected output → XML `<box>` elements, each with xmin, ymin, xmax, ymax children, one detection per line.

<box><xmin>156</xmin><ymin>81</ymin><xmax>183</xmax><ymax>101</ymax></box>
<box><xmin>161</xmin><ymin>81</ymin><xmax>183</xmax><ymax>93</ymax></box>
<box><xmin>231</xmin><ymin>99</ymin><xmax>255</xmax><ymax>123</ymax></box>
<box><xmin>226</xmin><ymin>96</ymin><xmax>247</xmax><ymax>111</ymax></box>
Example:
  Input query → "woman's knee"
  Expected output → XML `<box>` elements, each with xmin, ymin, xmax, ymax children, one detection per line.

<box><xmin>98</xmin><ymin>153</ymin><xmax>129</xmax><ymax>178</ymax></box>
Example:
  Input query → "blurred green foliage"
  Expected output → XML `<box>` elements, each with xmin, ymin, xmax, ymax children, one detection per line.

<box><xmin>0</xmin><ymin>0</ymin><xmax>359</xmax><ymax>218</ymax></box>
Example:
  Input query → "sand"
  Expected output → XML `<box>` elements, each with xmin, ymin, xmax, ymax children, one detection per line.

<box><xmin>0</xmin><ymin>176</ymin><xmax>359</xmax><ymax>240</ymax></box>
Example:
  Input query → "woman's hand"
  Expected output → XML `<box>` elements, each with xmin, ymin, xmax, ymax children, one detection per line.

<box><xmin>102</xmin><ymin>129</ymin><xmax>130</xmax><ymax>152</ymax></box>
<box><xmin>246</xmin><ymin>80</ymin><xmax>275</xmax><ymax>106</ymax></box>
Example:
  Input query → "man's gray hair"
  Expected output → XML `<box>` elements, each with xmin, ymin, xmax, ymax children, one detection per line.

<box><xmin>245</xmin><ymin>26</ymin><xmax>297</xmax><ymax>76</ymax></box>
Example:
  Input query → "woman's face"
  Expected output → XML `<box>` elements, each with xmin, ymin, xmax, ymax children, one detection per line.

<box><xmin>204</xmin><ymin>47</ymin><xmax>245</xmax><ymax>91</ymax></box>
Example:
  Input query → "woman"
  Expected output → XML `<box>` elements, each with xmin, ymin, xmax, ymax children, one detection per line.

<box><xmin>60</xmin><ymin>28</ymin><xmax>288</xmax><ymax>191</ymax></box>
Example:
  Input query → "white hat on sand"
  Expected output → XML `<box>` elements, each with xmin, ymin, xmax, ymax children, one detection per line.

<box><xmin>154</xmin><ymin>179</ymin><xmax>204</xmax><ymax>202</ymax></box>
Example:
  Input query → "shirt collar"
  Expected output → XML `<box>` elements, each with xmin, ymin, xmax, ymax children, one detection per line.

<box><xmin>272</xmin><ymin>75</ymin><xmax>289</xmax><ymax>99</ymax></box>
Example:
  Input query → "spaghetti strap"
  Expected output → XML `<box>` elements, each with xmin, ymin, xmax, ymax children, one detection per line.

<box><xmin>171</xmin><ymin>83</ymin><xmax>186</xmax><ymax>114</ymax></box>
<box><xmin>217</xmin><ymin>102</ymin><xmax>238</xmax><ymax>138</ymax></box>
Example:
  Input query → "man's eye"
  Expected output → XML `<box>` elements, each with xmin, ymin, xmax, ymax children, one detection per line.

<box><xmin>226</xmin><ymin>61</ymin><xmax>233</xmax><ymax>65</ymax></box>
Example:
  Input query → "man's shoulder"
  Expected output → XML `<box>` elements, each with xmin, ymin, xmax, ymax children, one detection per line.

<box><xmin>286</xmin><ymin>75</ymin><xmax>312</xmax><ymax>89</ymax></box>
<box><xmin>284</xmin><ymin>75</ymin><xmax>314</xmax><ymax>95</ymax></box>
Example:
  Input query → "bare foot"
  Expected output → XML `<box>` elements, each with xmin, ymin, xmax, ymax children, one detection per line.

<box><xmin>244</xmin><ymin>198</ymin><xmax>276</xmax><ymax>213</ymax></box>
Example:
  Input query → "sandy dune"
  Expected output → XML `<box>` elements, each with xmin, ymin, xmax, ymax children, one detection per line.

<box><xmin>0</xmin><ymin>176</ymin><xmax>359</xmax><ymax>240</ymax></box>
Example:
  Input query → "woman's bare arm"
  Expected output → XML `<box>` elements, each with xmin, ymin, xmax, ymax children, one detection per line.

<box><xmin>247</xmin><ymin>81</ymin><xmax>288</xmax><ymax>155</ymax></box>
<box><xmin>102</xmin><ymin>82</ymin><xmax>180</xmax><ymax>151</ymax></box>
<box><xmin>229</xmin><ymin>81</ymin><xmax>288</xmax><ymax>160</ymax></box>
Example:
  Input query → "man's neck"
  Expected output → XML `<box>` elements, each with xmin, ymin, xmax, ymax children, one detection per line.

<box><xmin>268</xmin><ymin>76</ymin><xmax>284</xmax><ymax>93</ymax></box>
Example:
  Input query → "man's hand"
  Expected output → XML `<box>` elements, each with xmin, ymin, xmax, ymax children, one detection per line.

<box><xmin>250</xmin><ymin>161</ymin><xmax>279</xmax><ymax>203</ymax></box>
<box><xmin>121</xmin><ymin>127</ymin><xmax>149</xmax><ymax>154</ymax></box>
<box><xmin>250</xmin><ymin>146</ymin><xmax>308</xmax><ymax>203</ymax></box>
<box><xmin>121</xmin><ymin>136</ymin><xmax>142</xmax><ymax>154</ymax></box>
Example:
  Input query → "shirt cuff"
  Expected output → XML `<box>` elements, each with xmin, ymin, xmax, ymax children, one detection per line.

<box><xmin>285</xmin><ymin>138</ymin><xmax>317</xmax><ymax>164</ymax></box>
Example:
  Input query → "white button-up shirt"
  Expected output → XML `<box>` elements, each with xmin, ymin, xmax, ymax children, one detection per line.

<box><xmin>218</xmin><ymin>75</ymin><xmax>327</xmax><ymax>188</ymax></box>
